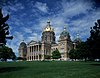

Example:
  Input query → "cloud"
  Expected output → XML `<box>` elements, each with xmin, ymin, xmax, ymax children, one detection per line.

<box><xmin>9</xmin><ymin>2</ymin><xmax>24</xmax><ymax>11</ymax></box>
<box><xmin>34</xmin><ymin>2</ymin><xmax>48</xmax><ymax>13</ymax></box>
<box><xmin>31</xmin><ymin>0</ymin><xmax>95</xmax><ymax>42</ymax></box>
<box><xmin>6</xmin><ymin>0</ymin><xmax>100</xmax><ymax>57</ymax></box>
<box><xmin>60</xmin><ymin>0</ymin><xmax>94</xmax><ymax>18</ymax></box>
<box><xmin>22</xmin><ymin>27</ymin><xmax>32</xmax><ymax>33</ymax></box>
<box><xmin>2</xmin><ymin>1</ymin><xmax>25</xmax><ymax>16</ymax></box>
<box><xmin>52</xmin><ymin>0</ymin><xmax>100</xmax><ymax>41</ymax></box>
<box><xmin>27</xmin><ymin>32</ymin><xmax>40</xmax><ymax>42</ymax></box>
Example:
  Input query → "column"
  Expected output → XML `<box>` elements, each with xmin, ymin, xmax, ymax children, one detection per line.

<box><xmin>35</xmin><ymin>46</ymin><xmax>36</xmax><ymax>60</ymax></box>
<box><xmin>36</xmin><ymin>45</ymin><xmax>38</xmax><ymax>60</ymax></box>
<box><xmin>28</xmin><ymin>47</ymin><xmax>30</xmax><ymax>61</ymax></box>
<box><xmin>29</xmin><ymin>47</ymin><xmax>31</xmax><ymax>61</ymax></box>
<box><xmin>73</xmin><ymin>43</ymin><xmax>76</xmax><ymax>49</ymax></box>
<box><xmin>64</xmin><ymin>40</ymin><xmax>67</xmax><ymax>60</ymax></box>
<box><xmin>41</xmin><ymin>42</ymin><xmax>45</xmax><ymax>60</ymax></box>
<box><xmin>32</xmin><ymin>46</ymin><xmax>33</xmax><ymax>61</ymax></box>
<box><xmin>33</xmin><ymin>46</ymin><xmax>34</xmax><ymax>60</ymax></box>
<box><xmin>29</xmin><ymin>46</ymin><xmax>31</xmax><ymax>61</ymax></box>
<box><xmin>38</xmin><ymin>45</ymin><xmax>39</xmax><ymax>60</ymax></box>
<box><xmin>26</xmin><ymin>47</ymin><xmax>28</xmax><ymax>61</ymax></box>
<box><xmin>31</xmin><ymin>46</ymin><xmax>32</xmax><ymax>61</ymax></box>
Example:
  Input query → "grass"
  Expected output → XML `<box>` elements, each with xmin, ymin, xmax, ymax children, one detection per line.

<box><xmin>0</xmin><ymin>61</ymin><xmax>100</xmax><ymax>78</ymax></box>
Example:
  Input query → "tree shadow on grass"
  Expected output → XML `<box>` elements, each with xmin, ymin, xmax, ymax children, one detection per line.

<box><xmin>90</xmin><ymin>64</ymin><xmax>100</xmax><ymax>66</ymax></box>
<box><xmin>0</xmin><ymin>66</ymin><xmax>27</xmax><ymax>73</ymax></box>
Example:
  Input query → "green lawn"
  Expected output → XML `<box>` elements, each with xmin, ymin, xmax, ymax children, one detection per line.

<box><xmin>0</xmin><ymin>61</ymin><xmax>100</xmax><ymax>78</ymax></box>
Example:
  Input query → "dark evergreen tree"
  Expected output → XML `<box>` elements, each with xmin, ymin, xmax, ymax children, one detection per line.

<box><xmin>87</xmin><ymin>19</ymin><xmax>100</xmax><ymax>59</ymax></box>
<box><xmin>52</xmin><ymin>49</ymin><xmax>61</xmax><ymax>59</ymax></box>
<box><xmin>0</xmin><ymin>8</ymin><xmax>14</xmax><ymax>61</ymax></box>
<box><xmin>0</xmin><ymin>8</ymin><xmax>13</xmax><ymax>46</ymax></box>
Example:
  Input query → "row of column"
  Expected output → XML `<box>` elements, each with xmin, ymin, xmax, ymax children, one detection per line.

<box><xmin>27</xmin><ymin>45</ymin><xmax>41</xmax><ymax>61</ymax></box>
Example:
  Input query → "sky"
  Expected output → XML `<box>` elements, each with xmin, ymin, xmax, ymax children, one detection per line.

<box><xmin>0</xmin><ymin>0</ymin><xmax>100</xmax><ymax>56</ymax></box>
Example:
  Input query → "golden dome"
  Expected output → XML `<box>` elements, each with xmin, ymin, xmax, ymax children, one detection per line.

<box><xmin>43</xmin><ymin>20</ymin><xmax>54</xmax><ymax>32</ymax></box>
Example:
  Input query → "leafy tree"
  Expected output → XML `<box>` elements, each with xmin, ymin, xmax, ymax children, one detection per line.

<box><xmin>0</xmin><ymin>8</ymin><xmax>13</xmax><ymax>46</ymax></box>
<box><xmin>76</xmin><ymin>42</ymin><xmax>90</xmax><ymax>61</ymax></box>
<box><xmin>0</xmin><ymin>46</ymin><xmax>16</xmax><ymax>61</ymax></box>
<box><xmin>87</xmin><ymin>19</ymin><xmax>100</xmax><ymax>59</ymax></box>
<box><xmin>10</xmin><ymin>51</ymin><xmax>16</xmax><ymax>61</ymax></box>
<box><xmin>69</xmin><ymin>19</ymin><xmax>100</xmax><ymax>61</ymax></box>
<box><xmin>69</xmin><ymin>42</ymin><xmax>90</xmax><ymax>61</ymax></box>
<box><xmin>52</xmin><ymin>49</ymin><xmax>61</xmax><ymax>59</ymax></box>
<box><xmin>69</xmin><ymin>49</ymin><xmax>78</xmax><ymax>61</ymax></box>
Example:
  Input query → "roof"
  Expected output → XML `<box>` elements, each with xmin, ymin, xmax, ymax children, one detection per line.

<box><xmin>19</xmin><ymin>41</ymin><xmax>27</xmax><ymax>48</ymax></box>
<box><xmin>73</xmin><ymin>34</ymin><xmax>81</xmax><ymax>43</ymax></box>
<box><xmin>60</xmin><ymin>31</ymin><xmax>69</xmax><ymax>37</ymax></box>
<box><xmin>60</xmin><ymin>26</ymin><xmax>70</xmax><ymax>37</ymax></box>
<box><xmin>27</xmin><ymin>40</ymin><xmax>42</xmax><ymax>46</ymax></box>
<box><xmin>74</xmin><ymin>38</ymin><xmax>81</xmax><ymax>43</ymax></box>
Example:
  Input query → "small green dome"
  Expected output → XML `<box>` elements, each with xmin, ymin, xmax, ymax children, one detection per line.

<box><xmin>60</xmin><ymin>25</ymin><xmax>70</xmax><ymax>38</ymax></box>
<box><xmin>74</xmin><ymin>38</ymin><xmax>81</xmax><ymax>43</ymax></box>
<box><xmin>74</xmin><ymin>34</ymin><xmax>81</xmax><ymax>43</ymax></box>
<box><xmin>60</xmin><ymin>31</ymin><xmax>69</xmax><ymax>37</ymax></box>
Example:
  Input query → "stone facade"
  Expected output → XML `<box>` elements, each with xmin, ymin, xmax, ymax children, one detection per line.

<box><xmin>42</xmin><ymin>21</ymin><xmax>55</xmax><ymax>44</ymax></box>
<box><xmin>18</xmin><ymin>41</ymin><xmax>27</xmax><ymax>59</ymax></box>
<box><xmin>18</xmin><ymin>20</ymin><xmax>75</xmax><ymax>61</ymax></box>
<box><xmin>51</xmin><ymin>26</ymin><xmax>73</xmax><ymax>60</ymax></box>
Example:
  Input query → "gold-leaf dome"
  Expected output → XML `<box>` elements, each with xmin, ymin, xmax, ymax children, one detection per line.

<box><xmin>43</xmin><ymin>20</ymin><xmax>54</xmax><ymax>32</ymax></box>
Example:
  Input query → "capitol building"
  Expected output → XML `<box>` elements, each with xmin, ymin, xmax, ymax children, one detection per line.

<box><xmin>18</xmin><ymin>20</ymin><xmax>80</xmax><ymax>61</ymax></box>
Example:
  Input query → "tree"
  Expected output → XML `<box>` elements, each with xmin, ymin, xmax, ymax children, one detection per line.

<box><xmin>87</xmin><ymin>19</ymin><xmax>100</xmax><ymax>59</ymax></box>
<box><xmin>69</xmin><ymin>49</ymin><xmax>78</xmax><ymax>61</ymax></box>
<box><xmin>0</xmin><ymin>8</ymin><xmax>14</xmax><ymax>61</ymax></box>
<box><xmin>0</xmin><ymin>8</ymin><xmax>13</xmax><ymax>46</ymax></box>
<box><xmin>10</xmin><ymin>51</ymin><xmax>16</xmax><ymax>61</ymax></box>
<box><xmin>0</xmin><ymin>46</ymin><xmax>16</xmax><ymax>61</ymax></box>
<box><xmin>76</xmin><ymin>42</ymin><xmax>90</xmax><ymax>61</ymax></box>
<box><xmin>69</xmin><ymin>42</ymin><xmax>90</xmax><ymax>61</ymax></box>
<box><xmin>52</xmin><ymin>49</ymin><xmax>61</xmax><ymax>59</ymax></box>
